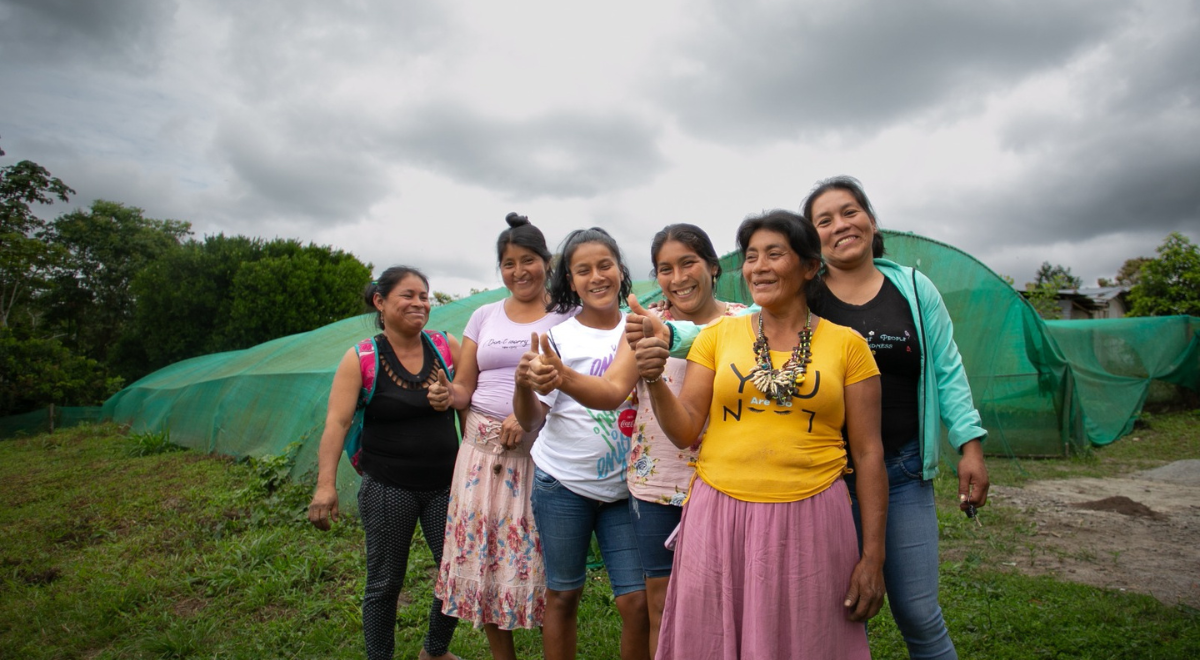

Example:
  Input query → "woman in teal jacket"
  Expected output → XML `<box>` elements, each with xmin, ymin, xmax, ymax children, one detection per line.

<box><xmin>804</xmin><ymin>176</ymin><xmax>988</xmax><ymax>659</ymax></box>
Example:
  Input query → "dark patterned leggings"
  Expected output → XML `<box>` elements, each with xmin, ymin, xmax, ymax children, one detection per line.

<box><xmin>358</xmin><ymin>473</ymin><xmax>458</xmax><ymax>660</ymax></box>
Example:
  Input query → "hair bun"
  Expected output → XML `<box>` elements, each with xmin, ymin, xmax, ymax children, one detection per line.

<box><xmin>505</xmin><ymin>212</ymin><xmax>530</xmax><ymax>228</ymax></box>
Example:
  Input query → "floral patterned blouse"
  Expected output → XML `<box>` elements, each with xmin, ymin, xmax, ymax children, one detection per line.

<box><xmin>627</xmin><ymin>301</ymin><xmax>746</xmax><ymax>505</ymax></box>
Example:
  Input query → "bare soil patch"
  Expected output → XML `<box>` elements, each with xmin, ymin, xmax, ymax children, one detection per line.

<box><xmin>990</xmin><ymin>460</ymin><xmax>1200</xmax><ymax>607</ymax></box>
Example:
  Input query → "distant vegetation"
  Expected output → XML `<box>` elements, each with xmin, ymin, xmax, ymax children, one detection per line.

<box><xmin>1019</xmin><ymin>233</ymin><xmax>1200</xmax><ymax>320</ymax></box>
<box><xmin>1</xmin><ymin>148</ymin><xmax>371</xmax><ymax>416</ymax></box>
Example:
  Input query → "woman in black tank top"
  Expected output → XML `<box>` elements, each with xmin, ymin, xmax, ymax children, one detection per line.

<box><xmin>307</xmin><ymin>265</ymin><xmax>464</xmax><ymax>660</ymax></box>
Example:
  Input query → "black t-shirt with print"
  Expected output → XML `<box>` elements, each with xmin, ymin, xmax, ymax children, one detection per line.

<box><xmin>813</xmin><ymin>277</ymin><xmax>921</xmax><ymax>453</ymax></box>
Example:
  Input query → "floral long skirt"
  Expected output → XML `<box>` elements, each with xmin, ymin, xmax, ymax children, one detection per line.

<box><xmin>434</xmin><ymin>410</ymin><xmax>545</xmax><ymax>630</ymax></box>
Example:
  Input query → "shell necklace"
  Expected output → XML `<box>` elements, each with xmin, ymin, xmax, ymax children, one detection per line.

<box><xmin>748</xmin><ymin>311</ymin><xmax>813</xmax><ymax>405</ymax></box>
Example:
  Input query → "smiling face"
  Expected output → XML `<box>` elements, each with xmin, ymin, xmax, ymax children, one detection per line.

<box><xmin>811</xmin><ymin>188</ymin><xmax>877</xmax><ymax>270</ymax></box>
<box><xmin>742</xmin><ymin>229</ymin><xmax>818</xmax><ymax>311</ymax></box>
<box><xmin>500</xmin><ymin>243</ymin><xmax>547</xmax><ymax>304</ymax></box>
<box><xmin>568</xmin><ymin>241</ymin><xmax>622</xmax><ymax>313</ymax></box>
<box><xmin>655</xmin><ymin>239</ymin><xmax>718</xmax><ymax>321</ymax></box>
<box><xmin>374</xmin><ymin>273</ymin><xmax>430</xmax><ymax>334</ymax></box>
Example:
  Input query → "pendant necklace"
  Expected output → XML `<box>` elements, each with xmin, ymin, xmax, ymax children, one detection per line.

<box><xmin>748</xmin><ymin>311</ymin><xmax>813</xmax><ymax>405</ymax></box>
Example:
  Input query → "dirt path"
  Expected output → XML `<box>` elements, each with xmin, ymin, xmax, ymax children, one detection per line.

<box><xmin>989</xmin><ymin>460</ymin><xmax>1200</xmax><ymax>607</ymax></box>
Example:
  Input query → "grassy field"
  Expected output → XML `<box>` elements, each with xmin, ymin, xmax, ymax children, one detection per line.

<box><xmin>1</xmin><ymin>412</ymin><xmax>1197</xmax><ymax>659</ymax></box>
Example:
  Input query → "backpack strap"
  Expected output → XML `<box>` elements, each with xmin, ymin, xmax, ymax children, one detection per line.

<box><xmin>355</xmin><ymin>337</ymin><xmax>379</xmax><ymax>409</ymax></box>
<box><xmin>423</xmin><ymin>330</ymin><xmax>455</xmax><ymax>381</ymax></box>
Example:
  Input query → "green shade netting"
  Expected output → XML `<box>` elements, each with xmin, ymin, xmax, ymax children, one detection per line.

<box><xmin>98</xmin><ymin>231</ymin><xmax>1199</xmax><ymax>505</ymax></box>
<box><xmin>0</xmin><ymin>406</ymin><xmax>104</xmax><ymax>439</ymax></box>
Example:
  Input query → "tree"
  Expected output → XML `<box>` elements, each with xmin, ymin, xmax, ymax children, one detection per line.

<box><xmin>40</xmin><ymin>200</ymin><xmax>191</xmax><ymax>372</ymax></box>
<box><xmin>1024</xmin><ymin>262</ymin><xmax>1083</xmax><ymax>320</ymax></box>
<box><xmin>1025</xmin><ymin>282</ymin><xmax>1063</xmax><ymax>320</ymax></box>
<box><xmin>1116</xmin><ymin>257</ymin><xmax>1151</xmax><ymax>287</ymax></box>
<box><xmin>130</xmin><ymin>236</ymin><xmax>372</xmax><ymax>372</ymax></box>
<box><xmin>130</xmin><ymin>234</ymin><xmax>262</xmax><ymax>370</ymax></box>
<box><xmin>223</xmin><ymin>243</ymin><xmax>372</xmax><ymax>349</ymax></box>
<box><xmin>1127</xmin><ymin>233</ymin><xmax>1200</xmax><ymax>317</ymax></box>
<box><xmin>1033</xmin><ymin>262</ymin><xmax>1082</xmax><ymax>289</ymax></box>
<box><xmin>0</xmin><ymin>159</ymin><xmax>74</xmax><ymax>328</ymax></box>
<box><xmin>0</xmin><ymin>327</ymin><xmax>122</xmax><ymax>416</ymax></box>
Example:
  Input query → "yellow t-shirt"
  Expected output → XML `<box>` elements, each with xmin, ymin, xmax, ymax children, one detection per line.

<box><xmin>687</xmin><ymin>314</ymin><xmax>880</xmax><ymax>503</ymax></box>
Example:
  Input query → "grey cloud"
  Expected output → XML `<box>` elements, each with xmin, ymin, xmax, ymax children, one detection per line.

<box><xmin>0</xmin><ymin>0</ymin><xmax>176</xmax><ymax>73</ymax></box>
<box><xmin>213</xmin><ymin>0</ymin><xmax>451</xmax><ymax>102</ymax></box>
<box><xmin>652</xmin><ymin>0</ymin><xmax>1128</xmax><ymax>143</ymax></box>
<box><xmin>930</xmin><ymin>9</ymin><xmax>1200</xmax><ymax>253</ymax></box>
<box><xmin>381</xmin><ymin>104</ymin><xmax>667</xmax><ymax>199</ymax></box>
<box><xmin>210</xmin><ymin>111</ymin><xmax>390</xmax><ymax>226</ymax></box>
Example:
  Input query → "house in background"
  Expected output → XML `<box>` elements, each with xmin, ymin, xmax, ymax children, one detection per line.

<box><xmin>1020</xmin><ymin>286</ymin><xmax>1131</xmax><ymax>319</ymax></box>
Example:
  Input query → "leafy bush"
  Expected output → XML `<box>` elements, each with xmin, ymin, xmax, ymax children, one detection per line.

<box><xmin>232</xmin><ymin>442</ymin><xmax>312</xmax><ymax>528</ymax></box>
<box><xmin>0</xmin><ymin>327</ymin><xmax>123</xmax><ymax>416</ymax></box>
<box><xmin>126</xmin><ymin>427</ymin><xmax>183</xmax><ymax>457</ymax></box>
<box><xmin>1128</xmin><ymin>232</ymin><xmax>1200</xmax><ymax>317</ymax></box>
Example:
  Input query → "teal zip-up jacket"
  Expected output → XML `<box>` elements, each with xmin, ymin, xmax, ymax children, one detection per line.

<box><xmin>664</xmin><ymin>257</ymin><xmax>986</xmax><ymax>480</ymax></box>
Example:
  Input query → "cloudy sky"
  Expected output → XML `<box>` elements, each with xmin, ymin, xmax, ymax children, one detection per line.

<box><xmin>2</xmin><ymin>0</ymin><xmax>1198</xmax><ymax>295</ymax></box>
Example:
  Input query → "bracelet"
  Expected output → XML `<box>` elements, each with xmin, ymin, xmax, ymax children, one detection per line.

<box><xmin>643</xmin><ymin>374</ymin><xmax>662</xmax><ymax>384</ymax></box>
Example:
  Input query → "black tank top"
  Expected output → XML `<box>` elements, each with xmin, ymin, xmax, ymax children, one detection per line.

<box><xmin>813</xmin><ymin>277</ymin><xmax>921</xmax><ymax>453</ymax></box>
<box><xmin>359</xmin><ymin>334</ymin><xmax>459</xmax><ymax>490</ymax></box>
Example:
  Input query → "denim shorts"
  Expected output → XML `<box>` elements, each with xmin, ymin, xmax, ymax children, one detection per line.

<box><xmin>629</xmin><ymin>497</ymin><xmax>682</xmax><ymax>579</ymax></box>
<box><xmin>530</xmin><ymin>467</ymin><xmax>645</xmax><ymax>597</ymax></box>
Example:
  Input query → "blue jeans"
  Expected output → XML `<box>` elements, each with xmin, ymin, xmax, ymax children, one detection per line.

<box><xmin>531</xmin><ymin>467</ymin><xmax>645</xmax><ymax>596</ymax></box>
<box><xmin>846</xmin><ymin>439</ymin><xmax>957</xmax><ymax>660</ymax></box>
<box><xmin>629</xmin><ymin>497</ymin><xmax>682</xmax><ymax>579</ymax></box>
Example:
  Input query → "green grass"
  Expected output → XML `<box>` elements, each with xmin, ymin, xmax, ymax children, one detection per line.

<box><xmin>1</xmin><ymin>413</ymin><xmax>1198</xmax><ymax>658</ymax></box>
<box><xmin>878</xmin><ymin>407</ymin><xmax>1200</xmax><ymax>659</ymax></box>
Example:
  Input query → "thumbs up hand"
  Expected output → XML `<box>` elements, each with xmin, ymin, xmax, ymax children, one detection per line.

<box><xmin>530</xmin><ymin>333</ymin><xmax>565</xmax><ymax>395</ymax></box>
<box><xmin>635</xmin><ymin>316</ymin><xmax>670</xmax><ymax>383</ymax></box>
<box><xmin>515</xmin><ymin>332</ymin><xmax>541</xmax><ymax>390</ymax></box>
<box><xmin>625</xmin><ymin>294</ymin><xmax>671</xmax><ymax>349</ymax></box>
<box><xmin>427</xmin><ymin>369</ymin><xmax>453</xmax><ymax>411</ymax></box>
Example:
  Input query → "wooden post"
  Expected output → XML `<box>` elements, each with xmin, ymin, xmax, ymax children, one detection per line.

<box><xmin>48</xmin><ymin>403</ymin><xmax>55</xmax><ymax>433</ymax></box>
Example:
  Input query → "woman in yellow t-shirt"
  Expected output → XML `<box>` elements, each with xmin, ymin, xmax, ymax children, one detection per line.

<box><xmin>634</xmin><ymin>210</ymin><xmax>888</xmax><ymax>659</ymax></box>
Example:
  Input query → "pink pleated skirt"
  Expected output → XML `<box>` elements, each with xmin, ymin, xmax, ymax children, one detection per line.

<box><xmin>656</xmin><ymin>478</ymin><xmax>870</xmax><ymax>660</ymax></box>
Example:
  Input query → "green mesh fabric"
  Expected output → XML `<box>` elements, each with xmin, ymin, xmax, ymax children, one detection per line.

<box><xmin>101</xmin><ymin>280</ymin><xmax>664</xmax><ymax>505</ymax></box>
<box><xmin>97</xmin><ymin>231</ymin><xmax>1199</xmax><ymax>505</ymax></box>
<box><xmin>0</xmin><ymin>406</ymin><xmax>104</xmax><ymax>439</ymax></box>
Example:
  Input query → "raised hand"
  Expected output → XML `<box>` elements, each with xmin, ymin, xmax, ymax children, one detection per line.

<box><xmin>635</xmin><ymin>316</ymin><xmax>669</xmax><ymax>382</ymax></box>
<box><xmin>530</xmin><ymin>333</ymin><xmax>565</xmax><ymax>395</ymax></box>
<box><xmin>427</xmin><ymin>369</ymin><xmax>452</xmax><ymax>411</ymax></box>
<box><xmin>625</xmin><ymin>294</ymin><xmax>671</xmax><ymax>349</ymax></box>
<box><xmin>515</xmin><ymin>332</ymin><xmax>540</xmax><ymax>390</ymax></box>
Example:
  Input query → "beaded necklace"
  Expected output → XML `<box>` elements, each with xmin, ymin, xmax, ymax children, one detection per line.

<box><xmin>748</xmin><ymin>311</ymin><xmax>813</xmax><ymax>405</ymax></box>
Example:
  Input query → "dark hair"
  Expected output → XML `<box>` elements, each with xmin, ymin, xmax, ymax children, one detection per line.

<box><xmin>648</xmin><ymin>223</ymin><xmax>723</xmax><ymax>286</ymax></box>
<box><xmin>496</xmin><ymin>212</ymin><xmax>552</xmax><ymax>265</ymax></box>
<box><xmin>546</xmin><ymin>227</ymin><xmax>633</xmax><ymax>314</ymax></box>
<box><xmin>735</xmin><ymin>210</ymin><xmax>823</xmax><ymax>301</ymax></box>
<box><xmin>801</xmin><ymin>175</ymin><xmax>885</xmax><ymax>258</ymax></box>
<box><xmin>363</xmin><ymin>265</ymin><xmax>429</xmax><ymax>330</ymax></box>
